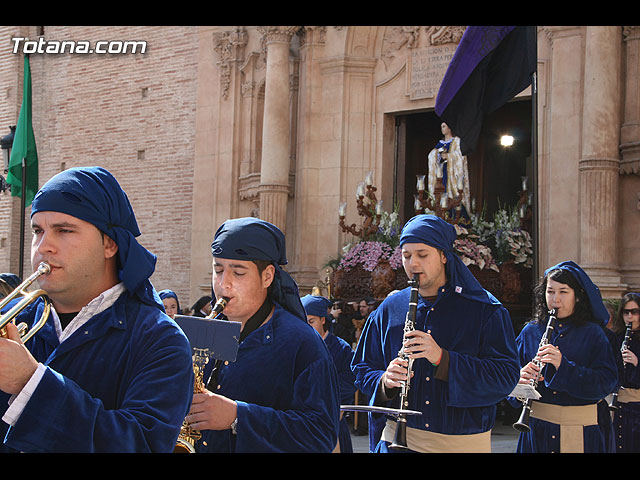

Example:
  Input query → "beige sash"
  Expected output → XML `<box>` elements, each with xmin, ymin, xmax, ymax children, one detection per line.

<box><xmin>617</xmin><ymin>387</ymin><xmax>640</xmax><ymax>404</ymax></box>
<box><xmin>381</xmin><ymin>419</ymin><xmax>491</xmax><ymax>453</ymax></box>
<box><xmin>529</xmin><ymin>401</ymin><xmax>597</xmax><ymax>453</ymax></box>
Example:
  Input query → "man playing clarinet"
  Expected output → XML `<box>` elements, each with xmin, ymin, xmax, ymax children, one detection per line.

<box><xmin>351</xmin><ymin>214</ymin><xmax>520</xmax><ymax>453</ymax></box>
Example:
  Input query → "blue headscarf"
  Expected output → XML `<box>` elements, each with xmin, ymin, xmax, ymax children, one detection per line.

<box><xmin>399</xmin><ymin>214</ymin><xmax>499</xmax><ymax>305</ymax></box>
<box><xmin>0</xmin><ymin>273</ymin><xmax>21</xmax><ymax>290</ymax></box>
<box><xmin>31</xmin><ymin>166</ymin><xmax>162</xmax><ymax>309</ymax></box>
<box><xmin>543</xmin><ymin>260</ymin><xmax>609</xmax><ymax>327</ymax></box>
<box><xmin>158</xmin><ymin>289</ymin><xmax>181</xmax><ymax>313</ymax></box>
<box><xmin>301</xmin><ymin>294</ymin><xmax>332</xmax><ymax>320</ymax></box>
<box><xmin>211</xmin><ymin>217</ymin><xmax>306</xmax><ymax>321</ymax></box>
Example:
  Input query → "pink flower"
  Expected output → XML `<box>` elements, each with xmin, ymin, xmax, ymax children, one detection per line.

<box><xmin>338</xmin><ymin>241</ymin><xmax>400</xmax><ymax>272</ymax></box>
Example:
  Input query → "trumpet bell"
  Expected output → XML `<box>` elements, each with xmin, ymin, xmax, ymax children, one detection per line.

<box><xmin>0</xmin><ymin>262</ymin><xmax>52</xmax><ymax>343</ymax></box>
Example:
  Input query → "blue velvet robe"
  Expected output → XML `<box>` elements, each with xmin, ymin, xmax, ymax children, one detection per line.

<box><xmin>196</xmin><ymin>303</ymin><xmax>340</xmax><ymax>452</ymax></box>
<box><xmin>325</xmin><ymin>332</ymin><xmax>356</xmax><ymax>453</ymax></box>
<box><xmin>351</xmin><ymin>284</ymin><xmax>520</xmax><ymax>448</ymax></box>
<box><xmin>512</xmin><ymin>317</ymin><xmax>618</xmax><ymax>453</ymax></box>
<box><xmin>0</xmin><ymin>293</ymin><xmax>194</xmax><ymax>453</ymax></box>
<box><xmin>612</xmin><ymin>329</ymin><xmax>640</xmax><ymax>452</ymax></box>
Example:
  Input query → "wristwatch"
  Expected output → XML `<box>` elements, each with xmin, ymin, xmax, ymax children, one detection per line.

<box><xmin>230</xmin><ymin>417</ymin><xmax>238</xmax><ymax>435</ymax></box>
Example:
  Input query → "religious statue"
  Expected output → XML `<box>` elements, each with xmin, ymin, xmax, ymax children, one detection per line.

<box><xmin>427</xmin><ymin>122</ymin><xmax>471</xmax><ymax>217</ymax></box>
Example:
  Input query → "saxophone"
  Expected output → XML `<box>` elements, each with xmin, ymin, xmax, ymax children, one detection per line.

<box><xmin>609</xmin><ymin>322</ymin><xmax>633</xmax><ymax>410</ymax></box>
<box><xmin>512</xmin><ymin>308</ymin><xmax>557</xmax><ymax>433</ymax></box>
<box><xmin>173</xmin><ymin>296</ymin><xmax>229</xmax><ymax>453</ymax></box>
<box><xmin>389</xmin><ymin>274</ymin><xmax>419</xmax><ymax>450</ymax></box>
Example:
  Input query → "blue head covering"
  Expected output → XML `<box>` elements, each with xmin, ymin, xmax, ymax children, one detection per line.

<box><xmin>399</xmin><ymin>214</ymin><xmax>499</xmax><ymax>305</ymax></box>
<box><xmin>211</xmin><ymin>217</ymin><xmax>306</xmax><ymax>321</ymax></box>
<box><xmin>158</xmin><ymin>289</ymin><xmax>181</xmax><ymax>313</ymax></box>
<box><xmin>0</xmin><ymin>273</ymin><xmax>21</xmax><ymax>290</ymax></box>
<box><xmin>301</xmin><ymin>294</ymin><xmax>332</xmax><ymax>320</ymax></box>
<box><xmin>31</xmin><ymin>166</ymin><xmax>162</xmax><ymax>309</ymax></box>
<box><xmin>543</xmin><ymin>260</ymin><xmax>609</xmax><ymax>327</ymax></box>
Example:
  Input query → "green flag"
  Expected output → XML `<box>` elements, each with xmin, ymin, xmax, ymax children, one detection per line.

<box><xmin>6</xmin><ymin>55</ymin><xmax>38</xmax><ymax>207</ymax></box>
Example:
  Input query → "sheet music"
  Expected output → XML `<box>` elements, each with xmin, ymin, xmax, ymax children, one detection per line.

<box><xmin>509</xmin><ymin>383</ymin><xmax>541</xmax><ymax>401</ymax></box>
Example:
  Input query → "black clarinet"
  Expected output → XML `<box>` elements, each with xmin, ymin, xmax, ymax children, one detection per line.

<box><xmin>389</xmin><ymin>274</ymin><xmax>420</xmax><ymax>451</ymax></box>
<box><xmin>609</xmin><ymin>322</ymin><xmax>633</xmax><ymax>410</ymax></box>
<box><xmin>513</xmin><ymin>308</ymin><xmax>557</xmax><ymax>433</ymax></box>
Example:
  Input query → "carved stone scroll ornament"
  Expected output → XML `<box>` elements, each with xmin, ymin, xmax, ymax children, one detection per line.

<box><xmin>213</xmin><ymin>28</ymin><xmax>248</xmax><ymax>100</ymax></box>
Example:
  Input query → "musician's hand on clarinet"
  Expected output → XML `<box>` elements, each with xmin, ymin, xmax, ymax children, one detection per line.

<box><xmin>537</xmin><ymin>343</ymin><xmax>562</xmax><ymax>369</ymax></box>
<box><xmin>403</xmin><ymin>329</ymin><xmax>442</xmax><ymax>365</ymax></box>
<box><xmin>518</xmin><ymin>361</ymin><xmax>542</xmax><ymax>384</ymax></box>
<box><xmin>381</xmin><ymin>357</ymin><xmax>413</xmax><ymax>390</ymax></box>
<box><xmin>186</xmin><ymin>389</ymin><xmax>237</xmax><ymax>431</ymax></box>
<box><xmin>622</xmin><ymin>348</ymin><xmax>638</xmax><ymax>367</ymax></box>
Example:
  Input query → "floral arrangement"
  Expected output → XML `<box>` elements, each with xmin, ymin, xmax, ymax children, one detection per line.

<box><xmin>453</xmin><ymin>224</ymin><xmax>500</xmax><ymax>272</ymax></box>
<box><xmin>338</xmin><ymin>241</ymin><xmax>400</xmax><ymax>272</ymax></box>
<box><xmin>333</xmin><ymin>204</ymin><xmax>404</xmax><ymax>272</ymax></box>
<box><xmin>504</xmin><ymin>229</ymin><xmax>533</xmax><ymax>267</ymax></box>
<box><xmin>333</xmin><ymin>201</ymin><xmax>532</xmax><ymax>275</ymax></box>
<box><xmin>454</xmin><ymin>205</ymin><xmax>533</xmax><ymax>270</ymax></box>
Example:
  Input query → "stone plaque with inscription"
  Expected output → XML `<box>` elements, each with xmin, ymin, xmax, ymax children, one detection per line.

<box><xmin>408</xmin><ymin>44</ymin><xmax>457</xmax><ymax>100</ymax></box>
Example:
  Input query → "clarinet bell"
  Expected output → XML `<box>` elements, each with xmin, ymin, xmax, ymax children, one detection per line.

<box><xmin>389</xmin><ymin>420</ymin><xmax>411</xmax><ymax>451</ymax></box>
<box><xmin>512</xmin><ymin>403</ymin><xmax>532</xmax><ymax>433</ymax></box>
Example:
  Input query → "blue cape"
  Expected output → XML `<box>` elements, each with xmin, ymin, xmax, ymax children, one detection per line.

<box><xmin>543</xmin><ymin>260</ymin><xmax>609</xmax><ymax>327</ymax></box>
<box><xmin>30</xmin><ymin>166</ymin><xmax>162</xmax><ymax>309</ymax></box>
<box><xmin>399</xmin><ymin>214</ymin><xmax>499</xmax><ymax>305</ymax></box>
<box><xmin>301</xmin><ymin>294</ymin><xmax>332</xmax><ymax>320</ymax></box>
<box><xmin>211</xmin><ymin>217</ymin><xmax>306</xmax><ymax>321</ymax></box>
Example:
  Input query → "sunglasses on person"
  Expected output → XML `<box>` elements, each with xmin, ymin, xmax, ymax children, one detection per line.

<box><xmin>623</xmin><ymin>308</ymin><xmax>640</xmax><ymax>316</ymax></box>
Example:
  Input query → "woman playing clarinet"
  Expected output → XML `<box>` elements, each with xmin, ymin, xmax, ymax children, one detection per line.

<box><xmin>610</xmin><ymin>292</ymin><xmax>640</xmax><ymax>452</ymax></box>
<box><xmin>511</xmin><ymin>261</ymin><xmax>617</xmax><ymax>453</ymax></box>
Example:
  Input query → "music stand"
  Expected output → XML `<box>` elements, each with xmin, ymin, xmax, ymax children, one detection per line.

<box><xmin>174</xmin><ymin>315</ymin><xmax>242</xmax><ymax>363</ymax></box>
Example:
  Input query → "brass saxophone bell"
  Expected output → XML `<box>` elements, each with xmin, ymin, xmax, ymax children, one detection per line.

<box><xmin>173</xmin><ymin>296</ymin><xmax>230</xmax><ymax>453</ymax></box>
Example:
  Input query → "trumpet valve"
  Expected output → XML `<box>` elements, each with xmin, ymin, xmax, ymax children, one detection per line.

<box><xmin>16</xmin><ymin>322</ymin><xmax>28</xmax><ymax>337</ymax></box>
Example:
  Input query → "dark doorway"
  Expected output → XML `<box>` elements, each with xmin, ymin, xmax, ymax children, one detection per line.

<box><xmin>394</xmin><ymin>98</ymin><xmax>533</xmax><ymax>329</ymax></box>
<box><xmin>397</xmin><ymin>99</ymin><xmax>532</xmax><ymax>225</ymax></box>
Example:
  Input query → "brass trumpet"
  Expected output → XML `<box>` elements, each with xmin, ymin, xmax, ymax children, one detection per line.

<box><xmin>0</xmin><ymin>262</ymin><xmax>52</xmax><ymax>343</ymax></box>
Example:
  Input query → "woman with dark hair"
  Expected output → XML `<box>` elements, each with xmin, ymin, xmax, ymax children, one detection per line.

<box><xmin>511</xmin><ymin>261</ymin><xmax>617</xmax><ymax>453</ymax></box>
<box><xmin>610</xmin><ymin>292</ymin><xmax>640</xmax><ymax>452</ymax></box>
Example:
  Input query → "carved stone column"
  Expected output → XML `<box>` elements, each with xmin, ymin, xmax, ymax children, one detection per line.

<box><xmin>621</xmin><ymin>26</ymin><xmax>640</xmax><ymax>174</ymax></box>
<box><xmin>257</xmin><ymin>26</ymin><xmax>298</xmax><ymax>233</ymax></box>
<box><xmin>579</xmin><ymin>26</ymin><xmax>627</xmax><ymax>295</ymax></box>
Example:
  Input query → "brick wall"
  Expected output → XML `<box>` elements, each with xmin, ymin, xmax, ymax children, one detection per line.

<box><xmin>0</xmin><ymin>26</ymin><xmax>199</xmax><ymax>308</ymax></box>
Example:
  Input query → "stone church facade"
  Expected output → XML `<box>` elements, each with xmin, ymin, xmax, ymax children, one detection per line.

<box><xmin>0</xmin><ymin>25</ymin><xmax>637</xmax><ymax>308</ymax></box>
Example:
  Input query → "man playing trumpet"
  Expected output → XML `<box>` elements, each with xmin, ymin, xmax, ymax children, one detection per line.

<box><xmin>0</xmin><ymin>166</ymin><xmax>193</xmax><ymax>452</ymax></box>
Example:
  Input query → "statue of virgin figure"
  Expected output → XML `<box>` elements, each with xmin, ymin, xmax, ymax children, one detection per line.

<box><xmin>427</xmin><ymin>122</ymin><xmax>471</xmax><ymax>216</ymax></box>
